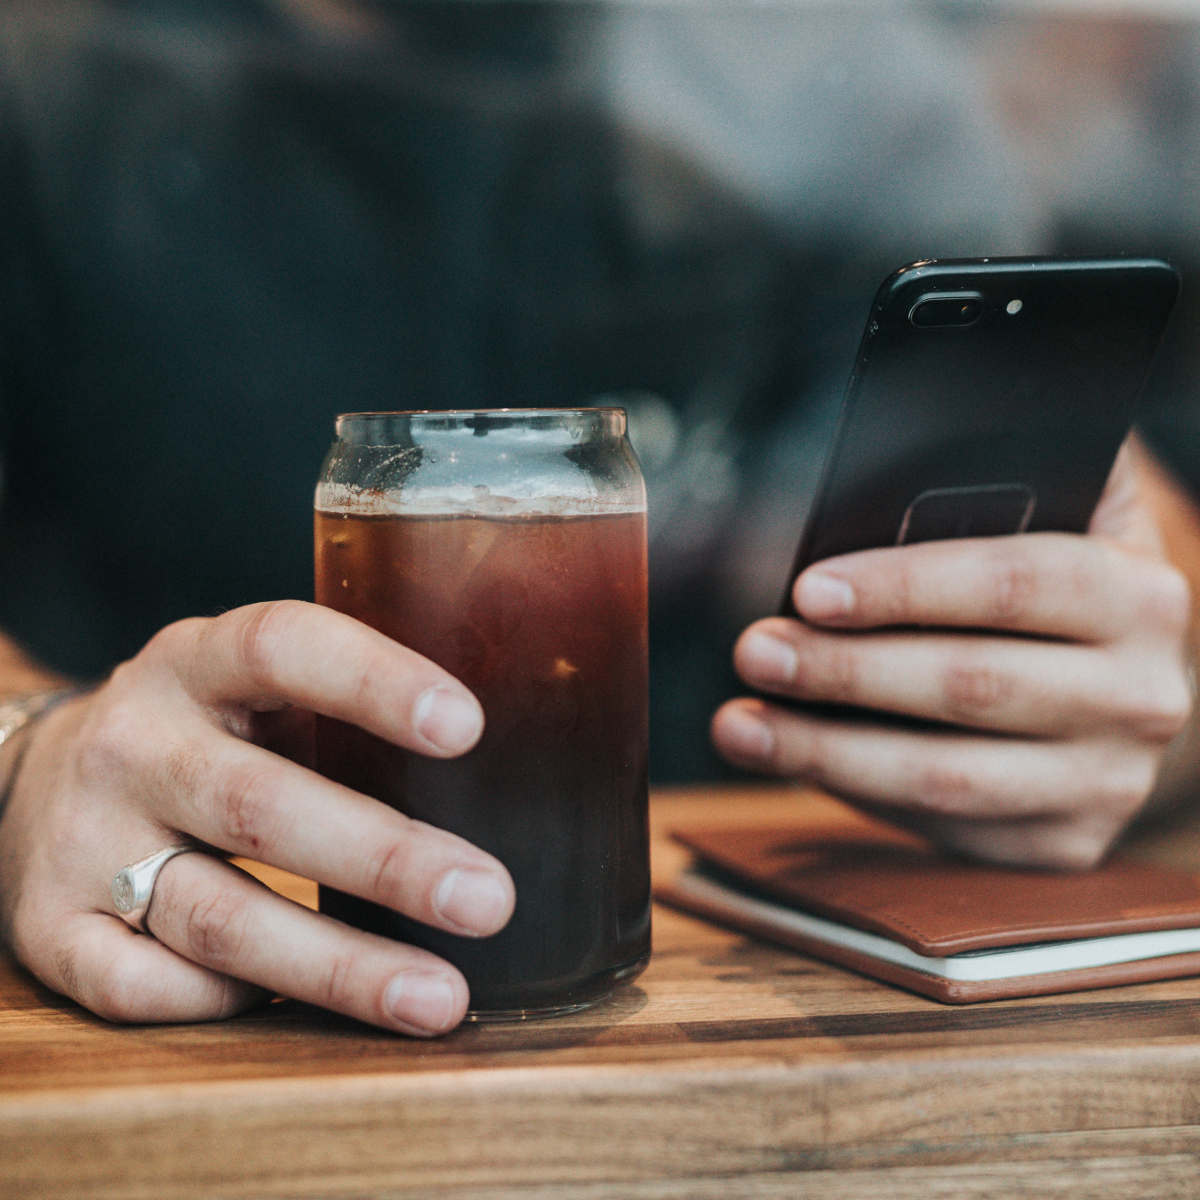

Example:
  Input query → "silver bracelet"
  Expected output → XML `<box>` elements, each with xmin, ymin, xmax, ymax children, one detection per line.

<box><xmin>0</xmin><ymin>688</ymin><xmax>84</xmax><ymax>748</ymax></box>
<box><xmin>0</xmin><ymin>687</ymin><xmax>87</xmax><ymax>817</ymax></box>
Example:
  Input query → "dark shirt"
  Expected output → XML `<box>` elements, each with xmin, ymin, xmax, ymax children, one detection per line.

<box><xmin>0</xmin><ymin>0</ymin><xmax>1196</xmax><ymax>779</ymax></box>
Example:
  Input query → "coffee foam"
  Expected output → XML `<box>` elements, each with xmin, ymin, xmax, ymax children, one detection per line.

<box><xmin>315</xmin><ymin>482</ymin><xmax>645</xmax><ymax>518</ymax></box>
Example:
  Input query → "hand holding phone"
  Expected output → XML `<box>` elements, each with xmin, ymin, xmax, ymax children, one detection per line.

<box><xmin>712</xmin><ymin>259</ymin><xmax>1194</xmax><ymax>869</ymax></box>
<box><xmin>784</xmin><ymin>256</ymin><xmax>1180</xmax><ymax>603</ymax></box>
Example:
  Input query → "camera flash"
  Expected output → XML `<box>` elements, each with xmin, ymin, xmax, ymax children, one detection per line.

<box><xmin>1006</xmin><ymin>299</ymin><xmax>1023</xmax><ymax>315</ymax></box>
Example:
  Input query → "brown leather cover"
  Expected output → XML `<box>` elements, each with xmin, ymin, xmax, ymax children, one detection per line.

<box><xmin>659</xmin><ymin>810</ymin><xmax>1200</xmax><ymax>1003</ymax></box>
<box><xmin>661</xmin><ymin>870</ymin><xmax>1200</xmax><ymax>1003</ymax></box>
<box><xmin>670</xmin><ymin>820</ymin><xmax>1200</xmax><ymax>955</ymax></box>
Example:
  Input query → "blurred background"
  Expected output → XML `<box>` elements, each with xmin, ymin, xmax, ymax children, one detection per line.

<box><xmin>0</xmin><ymin>0</ymin><xmax>1198</xmax><ymax>780</ymax></box>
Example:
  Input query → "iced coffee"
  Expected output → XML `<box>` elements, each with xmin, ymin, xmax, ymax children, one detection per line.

<box><xmin>314</xmin><ymin>410</ymin><xmax>649</xmax><ymax>1018</ymax></box>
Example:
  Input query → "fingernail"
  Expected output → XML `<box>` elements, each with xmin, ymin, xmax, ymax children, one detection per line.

<box><xmin>385</xmin><ymin>971</ymin><xmax>460</xmax><ymax>1035</ymax></box>
<box><xmin>718</xmin><ymin>706</ymin><xmax>776</xmax><ymax>763</ymax></box>
<box><xmin>796</xmin><ymin>571</ymin><xmax>855</xmax><ymax>621</ymax></box>
<box><xmin>739</xmin><ymin>631</ymin><xmax>798</xmax><ymax>685</ymax></box>
<box><xmin>434</xmin><ymin>868</ymin><xmax>512</xmax><ymax>937</ymax></box>
<box><xmin>414</xmin><ymin>688</ymin><xmax>484</xmax><ymax>754</ymax></box>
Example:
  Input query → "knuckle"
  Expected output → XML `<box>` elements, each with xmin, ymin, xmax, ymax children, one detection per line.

<box><xmin>54</xmin><ymin>944</ymin><xmax>84</xmax><ymax>1002</ymax></box>
<box><xmin>1139</xmin><ymin>562</ymin><xmax>1192</xmax><ymax>638</ymax></box>
<box><xmin>768</xmin><ymin>712</ymin><xmax>815</xmax><ymax>777</ymax></box>
<box><xmin>364</xmin><ymin>836</ymin><xmax>413</xmax><ymax>909</ymax></box>
<box><xmin>89</xmin><ymin>949</ymin><xmax>162</xmax><ymax>1023</ymax></box>
<box><xmin>1064</xmin><ymin>844</ymin><xmax>1107</xmax><ymax>871</ymax></box>
<box><xmin>789</xmin><ymin>723</ymin><xmax>851</xmax><ymax>789</ymax></box>
<box><xmin>74</xmin><ymin>697</ymin><xmax>145</xmax><ymax>784</ymax></box>
<box><xmin>180</xmin><ymin>888</ymin><xmax>252</xmax><ymax>970</ymax></box>
<box><xmin>344</xmin><ymin>654</ymin><xmax>381</xmax><ymax>715</ymax></box>
<box><xmin>800</xmin><ymin>635</ymin><xmax>860</xmax><ymax>703</ymax></box>
<box><xmin>985</xmin><ymin>545</ymin><xmax>1040</xmax><ymax>624</ymax></box>
<box><xmin>212</xmin><ymin>758</ymin><xmax>277</xmax><ymax>851</ymax></box>
<box><xmin>144</xmin><ymin>616</ymin><xmax>207</xmax><ymax>661</ymax></box>
<box><xmin>881</xmin><ymin>557</ymin><xmax>916</xmax><ymax>624</ymax></box>
<box><xmin>1035</xmin><ymin>832</ymin><xmax>1111</xmax><ymax>873</ymax></box>
<box><xmin>228</xmin><ymin>600</ymin><xmax>309</xmax><ymax>688</ymax></box>
<box><xmin>1123</xmin><ymin>673</ymin><xmax>1193</xmax><ymax>743</ymax></box>
<box><xmin>158</xmin><ymin>738</ymin><xmax>213</xmax><ymax>803</ymax></box>
<box><xmin>911</xmin><ymin>761</ymin><xmax>980</xmax><ymax>816</ymax></box>
<box><xmin>320</xmin><ymin>951</ymin><xmax>360</xmax><ymax>1013</ymax></box>
<box><xmin>1159</xmin><ymin>675</ymin><xmax>1195</xmax><ymax>739</ymax></box>
<box><xmin>88</xmin><ymin>961</ymin><xmax>139</xmax><ymax>1023</ymax></box>
<box><xmin>941</xmin><ymin>656</ymin><xmax>1014</xmax><ymax>719</ymax></box>
<box><xmin>2</xmin><ymin>896</ymin><xmax>36</xmax><ymax>964</ymax></box>
<box><xmin>138</xmin><ymin>617</ymin><xmax>212</xmax><ymax>692</ymax></box>
<box><xmin>1093</xmin><ymin>755</ymin><xmax>1158</xmax><ymax>820</ymax></box>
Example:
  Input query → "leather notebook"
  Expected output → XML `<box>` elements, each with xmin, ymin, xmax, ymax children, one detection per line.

<box><xmin>659</xmin><ymin>809</ymin><xmax>1200</xmax><ymax>1003</ymax></box>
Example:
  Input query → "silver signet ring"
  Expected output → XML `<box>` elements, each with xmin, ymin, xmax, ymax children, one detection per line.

<box><xmin>112</xmin><ymin>844</ymin><xmax>201</xmax><ymax>934</ymax></box>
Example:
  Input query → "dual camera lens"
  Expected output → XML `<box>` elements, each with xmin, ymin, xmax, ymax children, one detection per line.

<box><xmin>909</xmin><ymin>293</ymin><xmax>985</xmax><ymax>328</ymax></box>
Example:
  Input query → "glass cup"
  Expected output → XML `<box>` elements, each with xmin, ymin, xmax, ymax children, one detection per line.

<box><xmin>313</xmin><ymin>410</ymin><xmax>650</xmax><ymax>1019</ymax></box>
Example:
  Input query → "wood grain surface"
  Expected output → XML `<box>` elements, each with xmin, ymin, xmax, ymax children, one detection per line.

<box><xmin>5</xmin><ymin>785</ymin><xmax>1200</xmax><ymax>1199</ymax></box>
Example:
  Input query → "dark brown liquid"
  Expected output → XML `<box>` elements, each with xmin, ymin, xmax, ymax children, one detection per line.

<box><xmin>314</xmin><ymin>508</ymin><xmax>650</xmax><ymax>1014</ymax></box>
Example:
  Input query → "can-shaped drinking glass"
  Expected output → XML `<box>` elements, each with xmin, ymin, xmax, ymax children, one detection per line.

<box><xmin>314</xmin><ymin>409</ymin><xmax>650</xmax><ymax>1019</ymax></box>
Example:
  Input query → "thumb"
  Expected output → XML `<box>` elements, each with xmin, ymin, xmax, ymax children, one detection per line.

<box><xmin>1088</xmin><ymin>435</ymin><xmax>1168</xmax><ymax>557</ymax></box>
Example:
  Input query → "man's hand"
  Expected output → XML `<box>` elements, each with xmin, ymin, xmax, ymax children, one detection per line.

<box><xmin>711</xmin><ymin>440</ymin><xmax>1194</xmax><ymax>868</ymax></box>
<box><xmin>0</xmin><ymin>601</ymin><xmax>514</xmax><ymax>1034</ymax></box>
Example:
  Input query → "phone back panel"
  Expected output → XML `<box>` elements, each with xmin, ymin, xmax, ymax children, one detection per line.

<box><xmin>785</xmin><ymin>258</ymin><xmax>1180</xmax><ymax>604</ymax></box>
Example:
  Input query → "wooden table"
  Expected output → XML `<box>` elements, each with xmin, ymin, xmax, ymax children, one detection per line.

<box><xmin>6</xmin><ymin>785</ymin><xmax>1200</xmax><ymax>1199</ymax></box>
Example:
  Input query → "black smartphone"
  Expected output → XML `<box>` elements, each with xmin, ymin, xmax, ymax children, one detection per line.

<box><xmin>782</xmin><ymin>256</ymin><xmax>1181</xmax><ymax>613</ymax></box>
